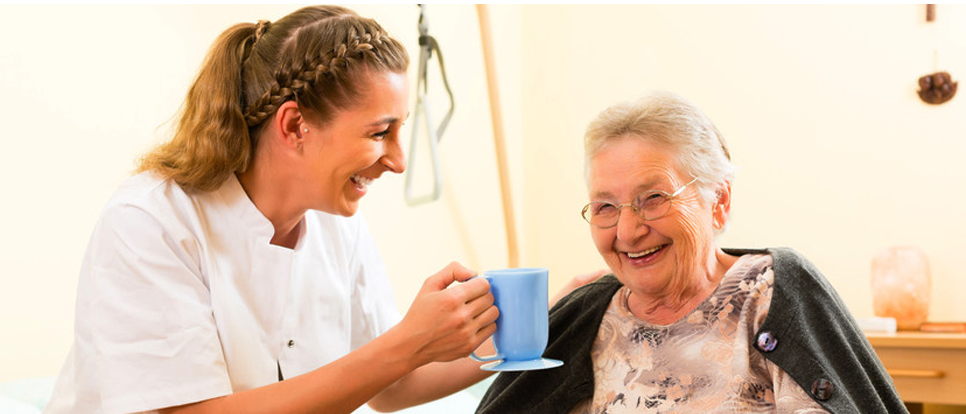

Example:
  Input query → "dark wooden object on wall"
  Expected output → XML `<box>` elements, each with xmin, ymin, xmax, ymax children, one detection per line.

<box><xmin>918</xmin><ymin>72</ymin><xmax>958</xmax><ymax>105</ymax></box>
<box><xmin>917</xmin><ymin>4</ymin><xmax>957</xmax><ymax>105</ymax></box>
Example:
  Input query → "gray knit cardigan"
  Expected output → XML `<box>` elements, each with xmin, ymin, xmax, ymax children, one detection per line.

<box><xmin>475</xmin><ymin>247</ymin><xmax>907</xmax><ymax>414</ymax></box>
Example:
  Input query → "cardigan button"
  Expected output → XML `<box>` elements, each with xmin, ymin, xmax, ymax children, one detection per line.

<box><xmin>755</xmin><ymin>331</ymin><xmax>778</xmax><ymax>352</ymax></box>
<box><xmin>811</xmin><ymin>378</ymin><xmax>834</xmax><ymax>401</ymax></box>
<box><xmin>288</xmin><ymin>340</ymin><xmax>296</xmax><ymax>348</ymax></box>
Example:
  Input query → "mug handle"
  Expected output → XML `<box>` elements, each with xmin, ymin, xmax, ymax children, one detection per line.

<box><xmin>470</xmin><ymin>350</ymin><xmax>503</xmax><ymax>363</ymax></box>
<box><xmin>468</xmin><ymin>275</ymin><xmax>501</xmax><ymax>362</ymax></box>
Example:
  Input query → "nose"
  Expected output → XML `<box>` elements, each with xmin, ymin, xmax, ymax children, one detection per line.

<box><xmin>381</xmin><ymin>136</ymin><xmax>406</xmax><ymax>174</ymax></box>
<box><xmin>615</xmin><ymin>206</ymin><xmax>648</xmax><ymax>243</ymax></box>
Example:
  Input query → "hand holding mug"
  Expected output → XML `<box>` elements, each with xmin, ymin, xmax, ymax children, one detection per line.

<box><xmin>401</xmin><ymin>262</ymin><xmax>498</xmax><ymax>366</ymax></box>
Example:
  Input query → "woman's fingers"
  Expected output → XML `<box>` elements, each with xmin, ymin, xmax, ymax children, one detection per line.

<box><xmin>465</xmin><ymin>288</ymin><xmax>498</xmax><ymax>324</ymax></box>
<box><xmin>400</xmin><ymin>262</ymin><xmax>501</xmax><ymax>363</ymax></box>
<box><xmin>475</xmin><ymin>315</ymin><xmax>498</xmax><ymax>339</ymax></box>
<box><xmin>420</xmin><ymin>262</ymin><xmax>477</xmax><ymax>293</ymax></box>
<box><xmin>447</xmin><ymin>277</ymin><xmax>491</xmax><ymax>305</ymax></box>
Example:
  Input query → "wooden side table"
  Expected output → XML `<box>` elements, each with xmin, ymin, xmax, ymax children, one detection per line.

<box><xmin>865</xmin><ymin>332</ymin><xmax>966</xmax><ymax>411</ymax></box>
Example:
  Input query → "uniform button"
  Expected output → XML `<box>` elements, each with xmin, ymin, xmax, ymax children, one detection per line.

<box><xmin>811</xmin><ymin>378</ymin><xmax>834</xmax><ymax>401</ymax></box>
<box><xmin>756</xmin><ymin>331</ymin><xmax>778</xmax><ymax>352</ymax></box>
<box><xmin>287</xmin><ymin>340</ymin><xmax>295</xmax><ymax>348</ymax></box>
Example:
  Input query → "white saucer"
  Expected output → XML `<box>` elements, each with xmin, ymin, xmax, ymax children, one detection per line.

<box><xmin>480</xmin><ymin>357</ymin><xmax>564</xmax><ymax>372</ymax></box>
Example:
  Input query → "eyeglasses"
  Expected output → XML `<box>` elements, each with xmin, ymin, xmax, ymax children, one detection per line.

<box><xmin>581</xmin><ymin>178</ymin><xmax>699</xmax><ymax>229</ymax></box>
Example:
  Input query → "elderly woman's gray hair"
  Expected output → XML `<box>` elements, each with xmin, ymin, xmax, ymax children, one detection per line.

<box><xmin>584</xmin><ymin>92</ymin><xmax>737</xmax><ymax>206</ymax></box>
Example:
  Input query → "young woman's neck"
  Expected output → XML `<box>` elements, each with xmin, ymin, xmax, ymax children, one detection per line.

<box><xmin>237</xmin><ymin>153</ymin><xmax>305</xmax><ymax>249</ymax></box>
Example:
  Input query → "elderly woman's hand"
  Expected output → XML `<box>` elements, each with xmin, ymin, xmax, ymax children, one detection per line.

<box><xmin>550</xmin><ymin>269</ymin><xmax>608</xmax><ymax>308</ymax></box>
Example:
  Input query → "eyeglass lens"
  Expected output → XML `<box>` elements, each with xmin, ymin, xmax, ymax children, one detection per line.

<box><xmin>583</xmin><ymin>190</ymin><xmax>671</xmax><ymax>227</ymax></box>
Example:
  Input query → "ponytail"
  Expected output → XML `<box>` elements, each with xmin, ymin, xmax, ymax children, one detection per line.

<box><xmin>138</xmin><ymin>6</ymin><xmax>408</xmax><ymax>192</ymax></box>
<box><xmin>138</xmin><ymin>23</ymin><xmax>256</xmax><ymax>192</ymax></box>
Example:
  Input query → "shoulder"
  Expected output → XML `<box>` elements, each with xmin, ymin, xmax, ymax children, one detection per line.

<box><xmin>720</xmin><ymin>247</ymin><xmax>847</xmax><ymax>332</ymax></box>
<box><xmin>762</xmin><ymin>247</ymin><xmax>841</xmax><ymax>304</ymax></box>
<box><xmin>740</xmin><ymin>248</ymin><xmax>906</xmax><ymax>411</ymax></box>
<box><xmin>97</xmin><ymin>172</ymin><xmax>200</xmax><ymax>232</ymax></box>
<box><xmin>549</xmin><ymin>274</ymin><xmax>622</xmax><ymax>327</ymax></box>
<box><xmin>552</xmin><ymin>275</ymin><xmax>622</xmax><ymax>311</ymax></box>
<box><xmin>85</xmin><ymin>173</ymin><xmax>212</xmax><ymax>277</ymax></box>
<box><xmin>727</xmin><ymin>246</ymin><xmax>849</xmax><ymax>324</ymax></box>
<box><xmin>724</xmin><ymin>247</ymin><xmax>832</xmax><ymax>296</ymax></box>
<box><xmin>107</xmin><ymin>172</ymin><xmax>189</xmax><ymax>207</ymax></box>
<box><xmin>716</xmin><ymin>253</ymin><xmax>777</xmax><ymax>332</ymax></box>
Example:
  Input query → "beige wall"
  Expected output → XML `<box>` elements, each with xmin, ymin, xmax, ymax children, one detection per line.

<box><xmin>0</xmin><ymin>3</ymin><xmax>523</xmax><ymax>382</ymax></box>
<box><xmin>518</xmin><ymin>4</ymin><xmax>966</xmax><ymax>325</ymax></box>
<box><xmin>2</xmin><ymin>4</ymin><xmax>965</xmax><ymax>384</ymax></box>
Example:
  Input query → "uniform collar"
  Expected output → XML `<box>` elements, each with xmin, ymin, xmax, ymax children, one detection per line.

<box><xmin>215</xmin><ymin>174</ymin><xmax>281</xmax><ymax>246</ymax></box>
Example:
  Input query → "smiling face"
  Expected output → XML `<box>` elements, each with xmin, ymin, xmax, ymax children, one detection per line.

<box><xmin>587</xmin><ymin>135</ymin><xmax>721</xmax><ymax>300</ymax></box>
<box><xmin>299</xmin><ymin>70</ymin><xmax>409</xmax><ymax>216</ymax></box>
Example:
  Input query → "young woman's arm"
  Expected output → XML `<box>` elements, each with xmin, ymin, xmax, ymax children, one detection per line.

<box><xmin>367</xmin><ymin>269</ymin><xmax>608</xmax><ymax>412</ymax></box>
<box><xmin>367</xmin><ymin>340</ymin><xmax>495</xmax><ymax>412</ymax></box>
<box><xmin>159</xmin><ymin>263</ymin><xmax>497</xmax><ymax>414</ymax></box>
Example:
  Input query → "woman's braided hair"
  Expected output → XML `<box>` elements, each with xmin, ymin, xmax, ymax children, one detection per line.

<box><xmin>138</xmin><ymin>6</ymin><xmax>408</xmax><ymax>192</ymax></box>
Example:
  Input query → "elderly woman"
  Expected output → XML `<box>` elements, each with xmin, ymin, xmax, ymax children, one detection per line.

<box><xmin>476</xmin><ymin>93</ymin><xmax>906</xmax><ymax>413</ymax></box>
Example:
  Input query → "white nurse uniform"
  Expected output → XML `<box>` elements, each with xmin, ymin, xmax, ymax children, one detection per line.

<box><xmin>45</xmin><ymin>172</ymin><xmax>400</xmax><ymax>414</ymax></box>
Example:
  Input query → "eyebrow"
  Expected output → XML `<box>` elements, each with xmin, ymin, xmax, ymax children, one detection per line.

<box><xmin>367</xmin><ymin>112</ymin><xmax>411</xmax><ymax>127</ymax></box>
<box><xmin>633</xmin><ymin>178</ymin><xmax>663</xmax><ymax>193</ymax></box>
<box><xmin>590</xmin><ymin>190</ymin><xmax>614</xmax><ymax>200</ymax></box>
<box><xmin>367</xmin><ymin>117</ymin><xmax>397</xmax><ymax>127</ymax></box>
<box><xmin>590</xmin><ymin>177</ymin><xmax>664</xmax><ymax>200</ymax></box>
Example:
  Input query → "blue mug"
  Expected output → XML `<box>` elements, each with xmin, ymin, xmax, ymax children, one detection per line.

<box><xmin>471</xmin><ymin>268</ymin><xmax>563</xmax><ymax>371</ymax></box>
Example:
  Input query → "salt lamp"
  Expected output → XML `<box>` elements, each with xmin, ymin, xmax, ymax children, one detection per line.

<box><xmin>871</xmin><ymin>246</ymin><xmax>931</xmax><ymax>330</ymax></box>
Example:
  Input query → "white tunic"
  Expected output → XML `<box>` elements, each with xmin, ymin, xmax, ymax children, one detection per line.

<box><xmin>44</xmin><ymin>173</ymin><xmax>401</xmax><ymax>414</ymax></box>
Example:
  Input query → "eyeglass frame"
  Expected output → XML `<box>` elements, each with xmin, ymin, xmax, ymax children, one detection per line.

<box><xmin>580</xmin><ymin>177</ymin><xmax>699</xmax><ymax>229</ymax></box>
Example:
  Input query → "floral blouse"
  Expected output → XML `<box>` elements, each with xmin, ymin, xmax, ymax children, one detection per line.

<box><xmin>568</xmin><ymin>254</ymin><xmax>829</xmax><ymax>414</ymax></box>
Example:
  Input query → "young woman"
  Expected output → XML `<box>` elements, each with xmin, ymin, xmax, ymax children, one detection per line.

<box><xmin>45</xmin><ymin>6</ymin><xmax>499</xmax><ymax>414</ymax></box>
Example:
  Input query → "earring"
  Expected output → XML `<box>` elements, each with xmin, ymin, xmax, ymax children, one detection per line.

<box><xmin>302</xmin><ymin>128</ymin><xmax>309</xmax><ymax>133</ymax></box>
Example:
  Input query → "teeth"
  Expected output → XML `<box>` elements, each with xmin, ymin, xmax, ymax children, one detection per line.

<box><xmin>628</xmin><ymin>245</ymin><xmax>662</xmax><ymax>258</ymax></box>
<box><xmin>351</xmin><ymin>175</ymin><xmax>373</xmax><ymax>189</ymax></box>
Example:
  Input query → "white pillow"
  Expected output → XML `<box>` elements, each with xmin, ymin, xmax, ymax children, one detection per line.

<box><xmin>0</xmin><ymin>395</ymin><xmax>41</xmax><ymax>414</ymax></box>
<box><xmin>0</xmin><ymin>377</ymin><xmax>56</xmax><ymax>410</ymax></box>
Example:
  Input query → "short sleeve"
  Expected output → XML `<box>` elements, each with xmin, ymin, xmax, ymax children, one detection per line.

<box><xmin>81</xmin><ymin>201</ymin><xmax>232</xmax><ymax>413</ymax></box>
<box><xmin>347</xmin><ymin>215</ymin><xmax>402</xmax><ymax>350</ymax></box>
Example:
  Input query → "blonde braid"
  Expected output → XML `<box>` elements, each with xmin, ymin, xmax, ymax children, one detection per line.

<box><xmin>138</xmin><ymin>6</ymin><xmax>407</xmax><ymax>192</ymax></box>
<box><xmin>253</xmin><ymin>20</ymin><xmax>271</xmax><ymax>43</ymax></box>
<box><xmin>243</xmin><ymin>27</ymin><xmax>388</xmax><ymax>127</ymax></box>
